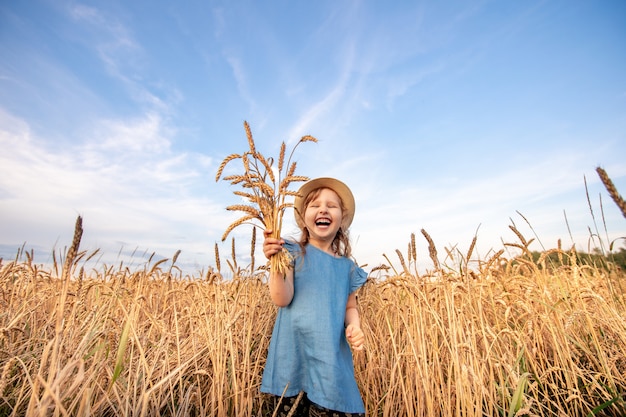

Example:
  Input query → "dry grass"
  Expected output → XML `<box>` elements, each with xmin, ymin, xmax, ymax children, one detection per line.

<box><xmin>360</xmin><ymin>253</ymin><xmax>626</xmax><ymax>416</ymax></box>
<box><xmin>1</xmin><ymin>221</ymin><xmax>625</xmax><ymax>417</ymax></box>
<box><xmin>1</xmin><ymin>249</ymin><xmax>274</xmax><ymax>417</ymax></box>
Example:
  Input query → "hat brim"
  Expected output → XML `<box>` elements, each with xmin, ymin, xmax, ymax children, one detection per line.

<box><xmin>294</xmin><ymin>177</ymin><xmax>355</xmax><ymax>230</ymax></box>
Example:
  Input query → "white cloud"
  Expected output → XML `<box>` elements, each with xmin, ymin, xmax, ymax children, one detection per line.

<box><xmin>0</xmin><ymin>108</ymin><xmax>230</xmax><ymax>272</ymax></box>
<box><xmin>225</xmin><ymin>53</ymin><xmax>256</xmax><ymax>113</ymax></box>
<box><xmin>93</xmin><ymin>113</ymin><xmax>171</xmax><ymax>154</ymax></box>
<box><xmin>286</xmin><ymin>41</ymin><xmax>356</xmax><ymax>142</ymax></box>
<box><xmin>66</xmin><ymin>3</ymin><xmax>174</xmax><ymax>113</ymax></box>
<box><xmin>340</xmin><ymin>149</ymin><xmax>626</xmax><ymax>271</ymax></box>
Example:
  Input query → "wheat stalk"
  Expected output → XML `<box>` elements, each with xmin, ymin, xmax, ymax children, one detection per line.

<box><xmin>421</xmin><ymin>228</ymin><xmax>440</xmax><ymax>270</ymax></box>
<box><xmin>216</xmin><ymin>121</ymin><xmax>317</xmax><ymax>274</ymax></box>
<box><xmin>596</xmin><ymin>166</ymin><xmax>626</xmax><ymax>219</ymax></box>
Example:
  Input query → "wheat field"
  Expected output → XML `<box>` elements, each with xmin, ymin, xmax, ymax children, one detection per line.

<box><xmin>1</xmin><ymin>215</ymin><xmax>625</xmax><ymax>417</ymax></box>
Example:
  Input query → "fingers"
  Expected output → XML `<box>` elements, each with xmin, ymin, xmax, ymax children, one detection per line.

<box><xmin>351</xmin><ymin>337</ymin><xmax>364</xmax><ymax>351</ymax></box>
<box><xmin>345</xmin><ymin>325</ymin><xmax>365</xmax><ymax>351</ymax></box>
<box><xmin>263</xmin><ymin>229</ymin><xmax>284</xmax><ymax>259</ymax></box>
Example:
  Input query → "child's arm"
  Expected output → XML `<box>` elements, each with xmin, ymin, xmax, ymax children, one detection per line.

<box><xmin>263</xmin><ymin>229</ymin><xmax>294</xmax><ymax>307</ymax></box>
<box><xmin>345</xmin><ymin>292</ymin><xmax>364</xmax><ymax>351</ymax></box>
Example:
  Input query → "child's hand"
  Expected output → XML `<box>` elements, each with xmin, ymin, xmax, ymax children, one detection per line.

<box><xmin>263</xmin><ymin>229</ymin><xmax>285</xmax><ymax>259</ymax></box>
<box><xmin>345</xmin><ymin>324</ymin><xmax>364</xmax><ymax>351</ymax></box>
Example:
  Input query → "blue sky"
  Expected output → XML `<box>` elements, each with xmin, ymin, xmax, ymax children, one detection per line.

<box><xmin>1</xmin><ymin>0</ymin><xmax>625</xmax><ymax>275</ymax></box>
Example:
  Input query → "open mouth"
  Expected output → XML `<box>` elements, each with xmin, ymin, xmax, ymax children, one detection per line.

<box><xmin>315</xmin><ymin>218</ymin><xmax>331</xmax><ymax>227</ymax></box>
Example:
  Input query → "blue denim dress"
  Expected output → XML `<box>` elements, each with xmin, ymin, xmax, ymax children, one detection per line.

<box><xmin>260</xmin><ymin>241</ymin><xmax>367</xmax><ymax>413</ymax></box>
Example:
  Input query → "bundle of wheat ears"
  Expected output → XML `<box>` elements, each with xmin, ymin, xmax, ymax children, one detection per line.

<box><xmin>216</xmin><ymin>121</ymin><xmax>317</xmax><ymax>274</ymax></box>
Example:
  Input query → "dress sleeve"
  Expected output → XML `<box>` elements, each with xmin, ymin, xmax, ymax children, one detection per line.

<box><xmin>282</xmin><ymin>240</ymin><xmax>301</xmax><ymax>267</ymax></box>
<box><xmin>350</xmin><ymin>264</ymin><xmax>368</xmax><ymax>293</ymax></box>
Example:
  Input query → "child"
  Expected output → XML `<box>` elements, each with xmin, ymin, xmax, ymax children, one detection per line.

<box><xmin>261</xmin><ymin>177</ymin><xmax>367</xmax><ymax>417</ymax></box>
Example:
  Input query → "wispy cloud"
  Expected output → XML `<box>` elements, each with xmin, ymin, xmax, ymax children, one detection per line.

<box><xmin>384</xmin><ymin>63</ymin><xmax>445</xmax><ymax>109</ymax></box>
<box><xmin>93</xmin><ymin>113</ymin><xmax>171</xmax><ymax>154</ymax></box>
<box><xmin>287</xmin><ymin>77</ymin><xmax>348</xmax><ymax>142</ymax></box>
<box><xmin>224</xmin><ymin>53</ymin><xmax>257</xmax><ymax>115</ymax></box>
<box><xmin>68</xmin><ymin>4</ymin><xmax>140</xmax><ymax>76</ymax></box>
<box><xmin>67</xmin><ymin>3</ymin><xmax>173</xmax><ymax>112</ymax></box>
<box><xmin>0</xmin><ymin>107</ymin><xmax>226</xmax><ymax>269</ymax></box>
<box><xmin>344</xmin><ymin>148</ymin><xmax>623</xmax><ymax>269</ymax></box>
<box><xmin>287</xmin><ymin>38</ymin><xmax>357</xmax><ymax>141</ymax></box>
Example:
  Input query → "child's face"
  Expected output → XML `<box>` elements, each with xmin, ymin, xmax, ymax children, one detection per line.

<box><xmin>303</xmin><ymin>188</ymin><xmax>344</xmax><ymax>245</ymax></box>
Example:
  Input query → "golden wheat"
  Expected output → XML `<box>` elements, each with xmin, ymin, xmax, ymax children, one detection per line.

<box><xmin>1</xmin><ymin>234</ymin><xmax>626</xmax><ymax>416</ymax></box>
<box><xmin>216</xmin><ymin>121</ymin><xmax>317</xmax><ymax>274</ymax></box>
<box><xmin>420</xmin><ymin>228</ymin><xmax>440</xmax><ymax>270</ymax></box>
<box><xmin>596</xmin><ymin>166</ymin><xmax>626</xmax><ymax>218</ymax></box>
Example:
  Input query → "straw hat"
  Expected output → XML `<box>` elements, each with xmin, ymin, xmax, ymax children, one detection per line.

<box><xmin>294</xmin><ymin>177</ymin><xmax>355</xmax><ymax>230</ymax></box>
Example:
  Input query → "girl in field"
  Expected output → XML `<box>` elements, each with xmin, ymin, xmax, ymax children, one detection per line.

<box><xmin>261</xmin><ymin>177</ymin><xmax>367</xmax><ymax>417</ymax></box>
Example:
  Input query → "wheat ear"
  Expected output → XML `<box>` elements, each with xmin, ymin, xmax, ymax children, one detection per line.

<box><xmin>596</xmin><ymin>167</ymin><xmax>626</xmax><ymax>218</ymax></box>
<box><xmin>216</xmin><ymin>122</ymin><xmax>317</xmax><ymax>275</ymax></box>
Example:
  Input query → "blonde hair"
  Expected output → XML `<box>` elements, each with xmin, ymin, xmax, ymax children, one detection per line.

<box><xmin>297</xmin><ymin>187</ymin><xmax>353</xmax><ymax>258</ymax></box>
